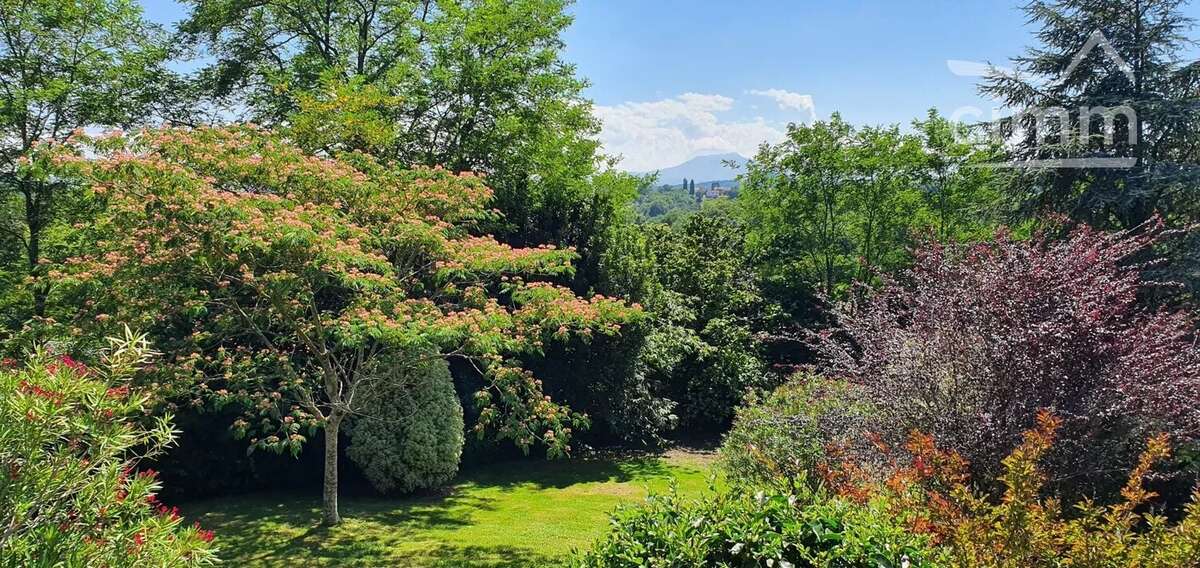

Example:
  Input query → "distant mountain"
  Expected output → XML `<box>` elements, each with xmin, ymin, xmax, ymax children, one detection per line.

<box><xmin>641</xmin><ymin>152</ymin><xmax>749</xmax><ymax>185</ymax></box>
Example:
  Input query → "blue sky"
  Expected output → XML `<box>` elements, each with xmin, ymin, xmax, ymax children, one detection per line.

<box><xmin>139</xmin><ymin>1</ymin><xmax>1200</xmax><ymax>171</ymax></box>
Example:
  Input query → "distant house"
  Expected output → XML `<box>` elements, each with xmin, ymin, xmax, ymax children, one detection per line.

<box><xmin>696</xmin><ymin>181</ymin><xmax>733</xmax><ymax>201</ymax></box>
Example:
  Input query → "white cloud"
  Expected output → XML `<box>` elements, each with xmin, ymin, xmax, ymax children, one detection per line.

<box><xmin>594</xmin><ymin>92</ymin><xmax>787</xmax><ymax>172</ymax></box>
<box><xmin>747</xmin><ymin>89</ymin><xmax>817</xmax><ymax>121</ymax></box>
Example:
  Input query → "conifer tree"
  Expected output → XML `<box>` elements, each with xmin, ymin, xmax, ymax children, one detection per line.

<box><xmin>981</xmin><ymin>0</ymin><xmax>1200</xmax><ymax>229</ymax></box>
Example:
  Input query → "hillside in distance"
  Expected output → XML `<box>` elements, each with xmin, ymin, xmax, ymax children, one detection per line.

<box><xmin>642</xmin><ymin>152</ymin><xmax>748</xmax><ymax>184</ymax></box>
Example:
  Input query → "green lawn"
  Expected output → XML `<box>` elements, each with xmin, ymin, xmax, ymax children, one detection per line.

<box><xmin>184</xmin><ymin>450</ymin><xmax>717</xmax><ymax>567</ymax></box>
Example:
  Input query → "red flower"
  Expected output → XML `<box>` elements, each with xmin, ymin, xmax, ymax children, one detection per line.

<box><xmin>18</xmin><ymin>380</ymin><xmax>64</xmax><ymax>405</ymax></box>
<box><xmin>59</xmin><ymin>355</ymin><xmax>90</xmax><ymax>376</ymax></box>
<box><xmin>194</xmin><ymin>523</ymin><xmax>215</xmax><ymax>543</ymax></box>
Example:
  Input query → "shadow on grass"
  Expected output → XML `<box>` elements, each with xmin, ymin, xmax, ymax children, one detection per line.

<box><xmin>186</xmin><ymin>452</ymin><xmax>708</xmax><ymax>566</ymax></box>
<box><xmin>192</xmin><ymin>491</ymin><xmax>516</xmax><ymax>566</ymax></box>
<box><xmin>417</xmin><ymin>545</ymin><xmax>559</xmax><ymax>568</ymax></box>
<box><xmin>461</xmin><ymin>453</ymin><xmax>692</xmax><ymax>490</ymax></box>
<box><xmin>245</xmin><ymin>524</ymin><xmax>556</xmax><ymax>567</ymax></box>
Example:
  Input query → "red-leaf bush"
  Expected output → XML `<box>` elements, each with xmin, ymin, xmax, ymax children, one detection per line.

<box><xmin>813</xmin><ymin>221</ymin><xmax>1200</xmax><ymax>494</ymax></box>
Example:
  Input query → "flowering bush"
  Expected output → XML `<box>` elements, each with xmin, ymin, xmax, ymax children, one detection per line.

<box><xmin>0</xmin><ymin>329</ymin><xmax>216</xmax><ymax>566</ymax></box>
<box><xmin>346</xmin><ymin>356</ymin><xmax>464</xmax><ymax>494</ymax></box>
<box><xmin>813</xmin><ymin>221</ymin><xmax>1200</xmax><ymax>493</ymax></box>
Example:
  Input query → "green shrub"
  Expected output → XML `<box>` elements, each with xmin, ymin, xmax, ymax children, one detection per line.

<box><xmin>346</xmin><ymin>356</ymin><xmax>464</xmax><ymax>494</ymax></box>
<box><xmin>0</xmin><ymin>330</ymin><xmax>217</xmax><ymax>567</ymax></box>
<box><xmin>602</xmin><ymin>212</ymin><xmax>781</xmax><ymax>437</ymax></box>
<box><xmin>719</xmin><ymin>376</ymin><xmax>868</xmax><ymax>493</ymax></box>
<box><xmin>571</xmin><ymin>487</ymin><xmax>938</xmax><ymax>567</ymax></box>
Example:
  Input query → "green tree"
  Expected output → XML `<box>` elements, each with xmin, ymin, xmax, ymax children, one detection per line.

<box><xmin>34</xmin><ymin>126</ymin><xmax>642</xmax><ymax>525</ymax></box>
<box><xmin>601</xmin><ymin>210</ymin><xmax>780</xmax><ymax>434</ymax></box>
<box><xmin>345</xmin><ymin>355</ymin><xmax>464</xmax><ymax>494</ymax></box>
<box><xmin>741</xmin><ymin>113</ymin><xmax>1003</xmax><ymax>299</ymax></box>
<box><xmin>178</xmin><ymin>0</ymin><xmax>612</xmax><ymax>259</ymax></box>
<box><xmin>911</xmin><ymin>109</ymin><xmax>1008</xmax><ymax>242</ymax></box>
<box><xmin>0</xmin><ymin>0</ymin><xmax>172</xmax><ymax>321</ymax></box>
<box><xmin>980</xmin><ymin>0</ymin><xmax>1200</xmax><ymax>229</ymax></box>
<box><xmin>842</xmin><ymin>123</ymin><xmax>925</xmax><ymax>286</ymax></box>
<box><xmin>740</xmin><ymin>114</ymin><xmax>859</xmax><ymax>298</ymax></box>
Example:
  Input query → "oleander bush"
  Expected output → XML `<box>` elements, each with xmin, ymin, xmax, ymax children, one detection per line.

<box><xmin>0</xmin><ymin>329</ymin><xmax>217</xmax><ymax>567</ymax></box>
<box><xmin>346</xmin><ymin>356</ymin><xmax>465</xmax><ymax>494</ymax></box>
<box><xmin>718</xmin><ymin>375</ymin><xmax>869</xmax><ymax>493</ymax></box>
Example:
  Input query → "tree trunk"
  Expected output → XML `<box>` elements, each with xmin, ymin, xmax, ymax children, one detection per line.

<box><xmin>22</xmin><ymin>182</ymin><xmax>46</xmax><ymax>317</ymax></box>
<box><xmin>322</xmin><ymin>414</ymin><xmax>342</xmax><ymax>525</ymax></box>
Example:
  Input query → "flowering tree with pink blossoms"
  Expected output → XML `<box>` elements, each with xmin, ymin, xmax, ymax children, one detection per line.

<box><xmin>28</xmin><ymin>126</ymin><xmax>643</xmax><ymax>524</ymax></box>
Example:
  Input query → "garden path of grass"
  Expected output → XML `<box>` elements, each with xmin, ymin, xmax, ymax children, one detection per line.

<box><xmin>183</xmin><ymin>450</ymin><xmax>717</xmax><ymax>567</ymax></box>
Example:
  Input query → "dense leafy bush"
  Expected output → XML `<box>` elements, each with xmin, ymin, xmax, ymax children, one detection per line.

<box><xmin>346</xmin><ymin>356</ymin><xmax>464</xmax><ymax>494</ymax></box>
<box><xmin>719</xmin><ymin>376</ymin><xmax>868</xmax><ymax>493</ymax></box>
<box><xmin>601</xmin><ymin>212</ymin><xmax>780</xmax><ymax>437</ymax></box>
<box><xmin>583</xmin><ymin>411</ymin><xmax>1200</xmax><ymax>567</ymax></box>
<box><xmin>814</xmin><ymin>222</ymin><xmax>1200</xmax><ymax>493</ymax></box>
<box><xmin>528</xmin><ymin>328</ymin><xmax>677</xmax><ymax>446</ymax></box>
<box><xmin>0</xmin><ymin>330</ymin><xmax>216</xmax><ymax>566</ymax></box>
<box><xmin>824</xmin><ymin>412</ymin><xmax>1200</xmax><ymax>567</ymax></box>
<box><xmin>571</xmin><ymin>487</ymin><xmax>938</xmax><ymax>567</ymax></box>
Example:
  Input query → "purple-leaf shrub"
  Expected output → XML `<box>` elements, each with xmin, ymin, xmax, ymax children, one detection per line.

<box><xmin>813</xmin><ymin>220</ymin><xmax>1200</xmax><ymax>491</ymax></box>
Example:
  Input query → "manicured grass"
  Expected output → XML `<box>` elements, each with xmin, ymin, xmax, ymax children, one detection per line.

<box><xmin>184</xmin><ymin>450</ymin><xmax>717</xmax><ymax>567</ymax></box>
